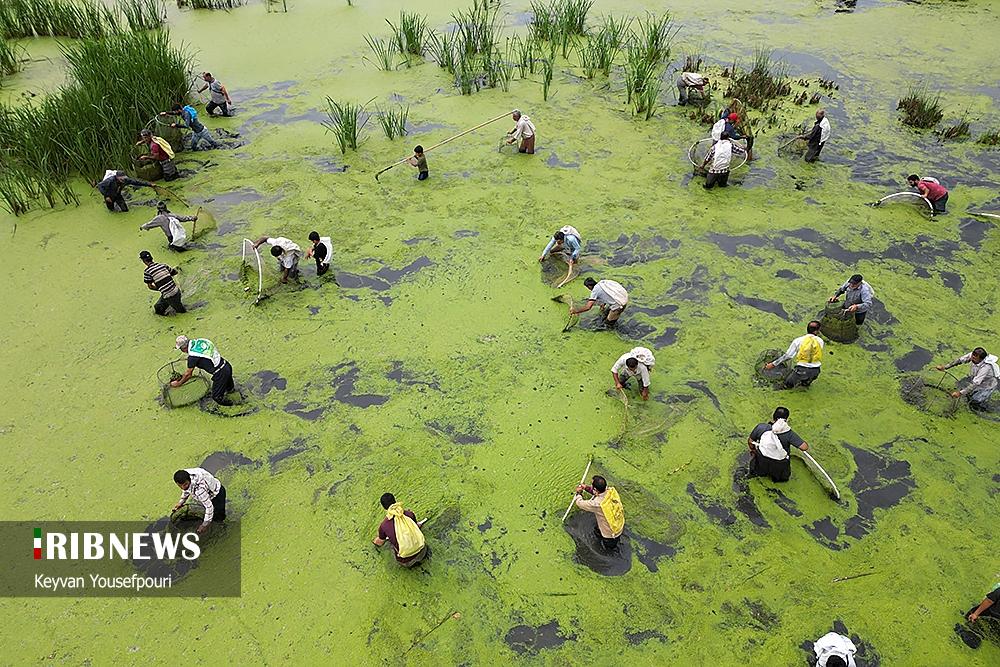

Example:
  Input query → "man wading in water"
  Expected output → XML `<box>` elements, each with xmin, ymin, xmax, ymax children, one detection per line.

<box><xmin>96</xmin><ymin>170</ymin><xmax>154</xmax><ymax>212</ymax></box>
<box><xmin>373</xmin><ymin>493</ymin><xmax>428</xmax><ymax>567</ymax></box>
<box><xmin>253</xmin><ymin>236</ymin><xmax>302</xmax><ymax>284</ymax></box>
<box><xmin>573</xmin><ymin>475</ymin><xmax>625</xmax><ymax>550</ymax></box>
<box><xmin>936</xmin><ymin>347</ymin><xmax>999</xmax><ymax>410</ymax></box>
<box><xmin>908</xmin><ymin>174</ymin><xmax>949</xmax><ymax>214</ymax></box>
<box><xmin>198</xmin><ymin>72</ymin><xmax>233</xmax><ymax>117</ymax></box>
<box><xmin>505</xmin><ymin>109</ymin><xmax>536</xmax><ymax>154</ymax></box>
<box><xmin>171</xmin><ymin>468</ymin><xmax>226</xmax><ymax>533</ymax></box>
<box><xmin>611</xmin><ymin>347</ymin><xmax>655</xmax><ymax>401</ymax></box>
<box><xmin>137</xmin><ymin>129</ymin><xmax>179</xmax><ymax>181</ymax></box>
<box><xmin>828</xmin><ymin>273</ymin><xmax>874</xmax><ymax>325</ymax></box>
<box><xmin>140</xmin><ymin>201</ymin><xmax>198</xmax><ymax>251</ymax></box>
<box><xmin>701</xmin><ymin>131</ymin><xmax>746</xmax><ymax>189</ymax></box>
<box><xmin>539</xmin><ymin>225</ymin><xmax>581</xmax><ymax>268</ymax></box>
<box><xmin>747</xmin><ymin>407</ymin><xmax>810</xmax><ymax>483</ymax></box>
<box><xmin>160</xmin><ymin>103</ymin><xmax>221</xmax><ymax>151</ymax></box>
<box><xmin>140</xmin><ymin>251</ymin><xmax>186</xmax><ymax>316</ymax></box>
<box><xmin>802</xmin><ymin>109</ymin><xmax>831</xmax><ymax>163</ymax></box>
<box><xmin>171</xmin><ymin>335</ymin><xmax>236</xmax><ymax>406</ymax></box>
<box><xmin>570</xmin><ymin>277</ymin><xmax>629</xmax><ymax>327</ymax></box>
<box><xmin>305</xmin><ymin>231</ymin><xmax>333</xmax><ymax>276</ymax></box>
<box><xmin>764</xmin><ymin>321</ymin><xmax>825</xmax><ymax>389</ymax></box>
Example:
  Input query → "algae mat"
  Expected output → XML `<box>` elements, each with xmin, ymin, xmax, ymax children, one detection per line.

<box><xmin>1</xmin><ymin>0</ymin><xmax>999</xmax><ymax>664</ymax></box>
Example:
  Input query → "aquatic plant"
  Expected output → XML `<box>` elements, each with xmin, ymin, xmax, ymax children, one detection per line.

<box><xmin>623</xmin><ymin>40</ymin><xmax>661</xmax><ymax>105</ymax></box>
<box><xmin>177</xmin><ymin>0</ymin><xmax>246</xmax><ymax>9</ymax></box>
<box><xmin>427</xmin><ymin>30</ymin><xmax>456</xmax><ymax>72</ymax></box>
<box><xmin>579</xmin><ymin>19</ymin><xmax>626</xmax><ymax>79</ymax></box>
<box><xmin>509</xmin><ymin>34</ymin><xmax>535</xmax><ymax>78</ymax></box>
<box><xmin>486</xmin><ymin>42</ymin><xmax>514</xmax><ymax>92</ymax></box>
<box><xmin>322</xmin><ymin>98</ymin><xmax>370</xmax><ymax>153</ymax></box>
<box><xmin>976</xmin><ymin>128</ymin><xmax>1000</xmax><ymax>146</ymax></box>
<box><xmin>541</xmin><ymin>41</ymin><xmax>556</xmax><ymax>101</ymax></box>
<box><xmin>0</xmin><ymin>33</ymin><xmax>22</xmax><ymax>77</ymax></box>
<box><xmin>118</xmin><ymin>0</ymin><xmax>163</xmax><ymax>31</ymax></box>
<box><xmin>451</xmin><ymin>1</ymin><xmax>501</xmax><ymax>58</ymax></box>
<box><xmin>634</xmin><ymin>74</ymin><xmax>661</xmax><ymax>120</ymax></box>
<box><xmin>936</xmin><ymin>114</ymin><xmax>970</xmax><ymax>141</ymax></box>
<box><xmin>598</xmin><ymin>14</ymin><xmax>631</xmax><ymax>50</ymax></box>
<box><xmin>0</xmin><ymin>0</ymin><xmax>164</xmax><ymax>38</ymax></box>
<box><xmin>0</xmin><ymin>29</ymin><xmax>190</xmax><ymax>214</ymax></box>
<box><xmin>631</xmin><ymin>12</ymin><xmax>677</xmax><ymax>66</ymax></box>
<box><xmin>364</xmin><ymin>34</ymin><xmax>398</xmax><ymax>71</ymax></box>
<box><xmin>725</xmin><ymin>47</ymin><xmax>792</xmax><ymax>110</ymax></box>
<box><xmin>374</xmin><ymin>103</ymin><xmax>408</xmax><ymax>140</ymax></box>
<box><xmin>896</xmin><ymin>87</ymin><xmax>943</xmax><ymax>129</ymax></box>
<box><xmin>387</xmin><ymin>11</ymin><xmax>429</xmax><ymax>59</ymax></box>
<box><xmin>529</xmin><ymin>0</ymin><xmax>592</xmax><ymax>42</ymax></box>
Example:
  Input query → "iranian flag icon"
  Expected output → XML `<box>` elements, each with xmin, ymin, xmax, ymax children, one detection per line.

<box><xmin>33</xmin><ymin>527</ymin><xmax>42</xmax><ymax>560</ymax></box>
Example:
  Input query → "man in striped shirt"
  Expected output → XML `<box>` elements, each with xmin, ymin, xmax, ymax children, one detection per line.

<box><xmin>140</xmin><ymin>250</ymin><xmax>186</xmax><ymax>316</ymax></box>
<box><xmin>171</xmin><ymin>468</ymin><xmax>226</xmax><ymax>533</ymax></box>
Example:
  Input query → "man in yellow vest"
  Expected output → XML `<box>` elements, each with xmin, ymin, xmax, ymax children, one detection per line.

<box><xmin>573</xmin><ymin>475</ymin><xmax>625</xmax><ymax>549</ymax></box>
<box><xmin>764</xmin><ymin>320</ymin><xmax>824</xmax><ymax>389</ymax></box>
<box><xmin>373</xmin><ymin>492</ymin><xmax>428</xmax><ymax>567</ymax></box>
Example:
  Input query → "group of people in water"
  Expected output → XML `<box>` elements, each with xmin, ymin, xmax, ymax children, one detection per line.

<box><xmin>88</xmin><ymin>63</ymin><xmax>995</xmax><ymax>656</ymax></box>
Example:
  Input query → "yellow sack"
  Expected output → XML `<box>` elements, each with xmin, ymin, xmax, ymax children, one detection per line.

<box><xmin>795</xmin><ymin>334</ymin><xmax>823</xmax><ymax>365</ymax></box>
<box><xmin>386</xmin><ymin>503</ymin><xmax>425</xmax><ymax>558</ymax></box>
<box><xmin>152</xmin><ymin>136</ymin><xmax>175</xmax><ymax>159</ymax></box>
<box><xmin>599</xmin><ymin>487</ymin><xmax>625</xmax><ymax>536</ymax></box>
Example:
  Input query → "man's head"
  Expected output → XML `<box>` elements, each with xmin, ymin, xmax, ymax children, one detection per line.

<box><xmin>553</xmin><ymin>231</ymin><xmax>565</xmax><ymax>241</ymax></box>
<box><xmin>907</xmin><ymin>174</ymin><xmax>920</xmax><ymax>186</ymax></box>
<box><xmin>849</xmin><ymin>273</ymin><xmax>863</xmax><ymax>287</ymax></box>
<box><xmin>175</xmin><ymin>335</ymin><xmax>190</xmax><ymax>352</ymax></box>
<box><xmin>825</xmin><ymin>657</ymin><xmax>847</xmax><ymax>667</ymax></box>
<box><xmin>414</xmin><ymin>145</ymin><xmax>423</xmax><ymax>155</ymax></box>
<box><xmin>807</xmin><ymin>320</ymin><xmax>822</xmax><ymax>334</ymax></box>
<box><xmin>591</xmin><ymin>475</ymin><xmax>608</xmax><ymax>493</ymax></box>
<box><xmin>156</xmin><ymin>200</ymin><xmax>168</xmax><ymax>213</ymax></box>
<box><xmin>727</xmin><ymin>112</ymin><xmax>739</xmax><ymax>123</ymax></box>
<box><xmin>139</xmin><ymin>250</ymin><xmax>153</xmax><ymax>265</ymax></box>
<box><xmin>201</xmin><ymin>72</ymin><xmax>213</xmax><ymax>82</ymax></box>
<box><xmin>720</xmin><ymin>131</ymin><xmax>731</xmax><ymax>141</ymax></box>
<box><xmin>173</xmin><ymin>469</ymin><xmax>191</xmax><ymax>490</ymax></box>
<box><xmin>140</xmin><ymin>129</ymin><xmax>152</xmax><ymax>143</ymax></box>
<box><xmin>270</xmin><ymin>246</ymin><xmax>283</xmax><ymax>258</ymax></box>
<box><xmin>625</xmin><ymin>357</ymin><xmax>638</xmax><ymax>369</ymax></box>
<box><xmin>512</xmin><ymin>109</ymin><xmax>522</xmax><ymax>121</ymax></box>
<box><xmin>972</xmin><ymin>347</ymin><xmax>988</xmax><ymax>363</ymax></box>
<box><xmin>114</xmin><ymin>172</ymin><xmax>128</xmax><ymax>182</ymax></box>
<box><xmin>308</xmin><ymin>231</ymin><xmax>320</xmax><ymax>243</ymax></box>
<box><xmin>380</xmin><ymin>492</ymin><xmax>396</xmax><ymax>509</ymax></box>
<box><xmin>816</xmin><ymin>108</ymin><xmax>826</xmax><ymax>121</ymax></box>
<box><xmin>773</xmin><ymin>406</ymin><xmax>790</xmax><ymax>421</ymax></box>
<box><xmin>172</xmin><ymin>103</ymin><xmax>182</xmax><ymax>112</ymax></box>
<box><xmin>583</xmin><ymin>277</ymin><xmax>598</xmax><ymax>289</ymax></box>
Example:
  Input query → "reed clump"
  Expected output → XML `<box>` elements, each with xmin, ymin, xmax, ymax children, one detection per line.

<box><xmin>936</xmin><ymin>114</ymin><xmax>970</xmax><ymax>141</ymax></box>
<box><xmin>897</xmin><ymin>87</ymin><xmax>944</xmax><ymax>129</ymax></box>
<box><xmin>375</xmin><ymin>103</ymin><xmax>408</xmax><ymax>140</ymax></box>
<box><xmin>976</xmin><ymin>128</ymin><xmax>1000</xmax><ymax>146</ymax></box>
<box><xmin>388</xmin><ymin>11</ymin><xmax>429</xmax><ymax>60</ymax></box>
<box><xmin>724</xmin><ymin>47</ymin><xmax>791</xmax><ymax>110</ymax></box>
<box><xmin>364</xmin><ymin>34</ymin><xmax>398</xmax><ymax>71</ymax></box>
<box><xmin>0</xmin><ymin>0</ymin><xmax>164</xmax><ymax>38</ymax></box>
<box><xmin>0</xmin><ymin>33</ymin><xmax>22</xmax><ymax>77</ymax></box>
<box><xmin>0</xmin><ymin>29</ymin><xmax>190</xmax><ymax>214</ymax></box>
<box><xmin>322</xmin><ymin>98</ymin><xmax>371</xmax><ymax>153</ymax></box>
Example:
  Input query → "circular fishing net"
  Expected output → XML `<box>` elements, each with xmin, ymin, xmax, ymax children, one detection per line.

<box><xmin>157</xmin><ymin>359</ymin><xmax>210</xmax><ymax>408</ymax></box>
<box><xmin>818</xmin><ymin>302</ymin><xmax>859</xmax><ymax>343</ymax></box>
<box><xmin>899</xmin><ymin>373</ymin><xmax>960</xmax><ymax>418</ymax></box>
<box><xmin>775</xmin><ymin>120</ymin><xmax>811</xmax><ymax>157</ymax></box>
<box><xmin>147</xmin><ymin>116</ymin><xmax>185</xmax><ymax>153</ymax></box>
<box><xmin>687</xmin><ymin>137</ymin><xmax>748</xmax><ymax>172</ymax></box>
<box><xmin>131</xmin><ymin>144</ymin><xmax>162</xmax><ymax>181</ymax></box>
<box><xmin>753</xmin><ymin>349</ymin><xmax>788</xmax><ymax>389</ymax></box>
<box><xmin>872</xmin><ymin>192</ymin><xmax>935</xmax><ymax>217</ymax></box>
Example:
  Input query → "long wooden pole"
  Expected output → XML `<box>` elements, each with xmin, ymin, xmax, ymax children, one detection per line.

<box><xmin>561</xmin><ymin>456</ymin><xmax>593</xmax><ymax>522</ymax></box>
<box><xmin>374</xmin><ymin>110</ymin><xmax>514</xmax><ymax>181</ymax></box>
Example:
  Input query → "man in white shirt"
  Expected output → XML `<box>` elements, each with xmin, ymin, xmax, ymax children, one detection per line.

<box><xmin>171</xmin><ymin>468</ymin><xmax>226</xmax><ymax>533</ymax></box>
<box><xmin>612</xmin><ymin>347</ymin><xmax>655</xmax><ymax>400</ymax></box>
<box><xmin>803</xmin><ymin>108</ymin><xmax>831</xmax><ymax>163</ymax></box>
<box><xmin>701</xmin><ymin>132</ymin><xmax>747</xmax><ymax>189</ymax></box>
<box><xmin>506</xmin><ymin>109</ymin><xmax>536</xmax><ymax>154</ymax></box>
<box><xmin>676</xmin><ymin>71</ymin><xmax>708</xmax><ymax>105</ymax></box>
<box><xmin>764</xmin><ymin>320</ymin><xmax>825</xmax><ymax>388</ymax></box>
<box><xmin>936</xmin><ymin>346</ymin><xmax>999</xmax><ymax>409</ymax></box>
<box><xmin>570</xmin><ymin>277</ymin><xmax>629</xmax><ymax>326</ymax></box>
<box><xmin>253</xmin><ymin>235</ymin><xmax>302</xmax><ymax>283</ymax></box>
<box><xmin>812</xmin><ymin>631</ymin><xmax>857</xmax><ymax>667</ymax></box>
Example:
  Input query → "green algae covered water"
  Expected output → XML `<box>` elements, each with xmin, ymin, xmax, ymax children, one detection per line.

<box><xmin>2</xmin><ymin>0</ymin><xmax>1000</xmax><ymax>663</ymax></box>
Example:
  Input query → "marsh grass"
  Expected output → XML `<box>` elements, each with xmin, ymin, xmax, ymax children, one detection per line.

<box><xmin>509</xmin><ymin>34</ymin><xmax>535</xmax><ymax>77</ymax></box>
<box><xmin>364</xmin><ymin>34</ymin><xmax>398</xmax><ymax>71</ymax></box>
<box><xmin>631</xmin><ymin>13</ymin><xmax>677</xmax><ymax>66</ymax></box>
<box><xmin>936</xmin><ymin>115</ymin><xmax>970</xmax><ymax>141</ymax></box>
<box><xmin>452</xmin><ymin>1</ymin><xmax>501</xmax><ymax>57</ymax></box>
<box><xmin>177</xmin><ymin>0</ymin><xmax>246</xmax><ymax>9</ymax></box>
<box><xmin>374</xmin><ymin>103</ymin><xmax>408</xmax><ymax>140</ymax></box>
<box><xmin>977</xmin><ymin>128</ymin><xmax>1000</xmax><ymax>146</ymax></box>
<box><xmin>897</xmin><ymin>87</ymin><xmax>943</xmax><ymax>129</ymax></box>
<box><xmin>388</xmin><ymin>11</ymin><xmax>429</xmax><ymax>60</ymax></box>
<box><xmin>322</xmin><ymin>98</ymin><xmax>371</xmax><ymax>153</ymax></box>
<box><xmin>0</xmin><ymin>30</ymin><xmax>189</xmax><ymax>214</ymax></box>
<box><xmin>0</xmin><ymin>0</ymin><xmax>165</xmax><ymax>38</ymax></box>
<box><xmin>725</xmin><ymin>47</ymin><xmax>791</xmax><ymax>110</ymax></box>
<box><xmin>427</xmin><ymin>30</ymin><xmax>456</xmax><ymax>71</ymax></box>
<box><xmin>541</xmin><ymin>41</ymin><xmax>556</xmax><ymax>101</ymax></box>
<box><xmin>0</xmin><ymin>33</ymin><xmax>21</xmax><ymax>77</ymax></box>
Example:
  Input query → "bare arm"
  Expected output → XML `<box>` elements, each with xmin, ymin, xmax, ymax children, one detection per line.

<box><xmin>252</xmin><ymin>236</ymin><xmax>269</xmax><ymax>249</ymax></box>
<box><xmin>170</xmin><ymin>368</ymin><xmax>194</xmax><ymax>387</ymax></box>
<box><xmin>569</xmin><ymin>299</ymin><xmax>596</xmax><ymax>315</ymax></box>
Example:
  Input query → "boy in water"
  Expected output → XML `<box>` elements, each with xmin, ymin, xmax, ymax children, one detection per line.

<box><xmin>408</xmin><ymin>145</ymin><xmax>428</xmax><ymax>181</ymax></box>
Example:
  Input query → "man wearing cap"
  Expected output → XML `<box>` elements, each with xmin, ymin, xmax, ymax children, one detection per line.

<box><xmin>828</xmin><ymin>274</ymin><xmax>874</xmax><ymax>325</ymax></box>
<box><xmin>96</xmin><ymin>170</ymin><xmax>154</xmax><ymax>213</ymax></box>
<box><xmin>140</xmin><ymin>202</ymin><xmax>199</xmax><ymax>251</ymax></box>
<box><xmin>612</xmin><ymin>347</ymin><xmax>655</xmax><ymax>401</ymax></box>
<box><xmin>171</xmin><ymin>335</ymin><xmax>236</xmax><ymax>406</ymax></box>
<box><xmin>140</xmin><ymin>251</ymin><xmax>186</xmax><ymax>316</ymax></box>
<box><xmin>712</xmin><ymin>111</ymin><xmax>754</xmax><ymax>160</ymax></box>
<box><xmin>802</xmin><ymin>109</ymin><xmax>831</xmax><ymax>163</ymax></box>
<box><xmin>570</xmin><ymin>276</ymin><xmax>629</xmax><ymax>326</ymax></box>
<box><xmin>253</xmin><ymin>235</ymin><xmax>302</xmax><ymax>283</ymax></box>
<box><xmin>677</xmin><ymin>71</ymin><xmax>709</xmax><ymax>106</ymax></box>
<box><xmin>170</xmin><ymin>468</ymin><xmax>226</xmax><ymax>533</ymax></box>
<box><xmin>506</xmin><ymin>109</ymin><xmax>536</xmax><ymax>154</ymax></box>
<box><xmin>136</xmin><ymin>129</ymin><xmax>179</xmax><ymax>181</ymax></box>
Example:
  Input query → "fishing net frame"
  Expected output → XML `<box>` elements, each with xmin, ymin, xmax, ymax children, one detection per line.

<box><xmin>687</xmin><ymin>137</ymin><xmax>749</xmax><ymax>172</ymax></box>
<box><xmin>130</xmin><ymin>143</ymin><xmax>163</xmax><ymax>181</ymax></box>
<box><xmin>753</xmin><ymin>348</ymin><xmax>788</xmax><ymax>388</ymax></box>
<box><xmin>818</xmin><ymin>302</ymin><xmax>859</xmax><ymax>344</ymax></box>
<box><xmin>872</xmin><ymin>192</ymin><xmax>935</xmax><ymax>216</ymax></box>
<box><xmin>775</xmin><ymin>119</ymin><xmax>812</xmax><ymax>157</ymax></box>
<box><xmin>899</xmin><ymin>371</ymin><xmax>961</xmax><ymax>417</ymax></box>
<box><xmin>156</xmin><ymin>358</ymin><xmax>211</xmax><ymax>409</ymax></box>
<box><xmin>240</xmin><ymin>238</ymin><xmax>264</xmax><ymax>304</ymax></box>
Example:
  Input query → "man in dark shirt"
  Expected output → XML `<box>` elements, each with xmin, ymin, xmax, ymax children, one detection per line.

<box><xmin>373</xmin><ymin>492</ymin><xmax>428</xmax><ymax>567</ymax></box>
<box><xmin>747</xmin><ymin>406</ymin><xmax>809</xmax><ymax>482</ymax></box>
<box><xmin>408</xmin><ymin>145</ymin><xmax>428</xmax><ymax>181</ymax></box>
<box><xmin>140</xmin><ymin>250</ymin><xmax>186</xmax><ymax>316</ymax></box>
<box><xmin>170</xmin><ymin>335</ymin><xmax>235</xmax><ymax>406</ymax></box>
<box><xmin>305</xmin><ymin>231</ymin><xmax>333</xmax><ymax>276</ymax></box>
<box><xmin>96</xmin><ymin>170</ymin><xmax>153</xmax><ymax>212</ymax></box>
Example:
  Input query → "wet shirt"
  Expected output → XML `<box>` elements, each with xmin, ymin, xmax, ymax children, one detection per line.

<box><xmin>835</xmin><ymin>280</ymin><xmax>874</xmax><ymax>312</ymax></box>
<box><xmin>611</xmin><ymin>352</ymin><xmax>651</xmax><ymax>388</ymax></box>
<box><xmin>187</xmin><ymin>350</ymin><xmax>226</xmax><ymax>375</ymax></box>
<box><xmin>773</xmin><ymin>334</ymin><xmax>824</xmax><ymax>368</ymax></box>
<box><xmin>588</xmin><ymin>280</ymin><xmax>628</xmax><ymax>308</ymax></box>
<box><xmin>378</xmin><ymin>509</ymin><xmax>420</xmax><ymax>563</ymax></box>
<box><xmin>511</xmin><ymin>116</ymin><xmax>535</xmax><ymax>140</ymax></box>
<box><xmin>917</xmin><ymin>180</ymin><xmax>948</xmax><ymax>201</ymax></box>
<box><xmin>541</xmin><ymin>233</ymin><xmax>581</xmax><ymax>260</ymax></box>
<box><xmin>706</xmin><ymin>140</ymin><xmax>745</xmax><ymax>173</ymax></box>
<box><xmin>97</xmin><ymin>174</ymin><xmax>146</xmax><ymax>197</ymax></box>
<box><xmin>946</xmin><ymin>352</ymin><xmax>1000</xmax><ymax>395</ymax></box>
<box><xmin>177</xmin><ymin>467</ymin><xmax>222</xmax><ymax>524</ymax></box>
<box><xmin>209</xmin><ymin>79</ymin><xmax>226</xmax><ymax>104</ymax></box>
<box><xmin>680</xmin><ymin>72</ymin><xmax>706</xmax><ymax>87</ymax></box>
<box><xmin>266</xmin><ymin>237</ymin><xmax>302</xmax><ymax>269</ymax></box>
<box><xmin>749</xmin><ymin>422</ymin><xmax>804</xmax><ymax>453</ymax></box>
<box><xmin>808</xmin><ymin>118</ymin><xmax>831</xmax><ymax>146</ymax></box>
<box><xmin>149</xmin><ymin>140</ymin><xmax>170</xmax><ymax>161</ymax></box>
<box><xmin>141</xmin><ymin>212</ymin><xmax>196</xmax><ymax>237</ymax></box>
<box><xmin>414</xmin><ymin>154</ymin><xmax>428</xmax><ymax>173</ymax></box>
<box><xmin>180</xmin><ymin>106</ymin><xmax>205</xmax><ymax>133</ymax></box>
<box><xmin>143</xmin><ymin>262</ymin><xmax>179</xmax><ymax>298</ymax></box>
<box><xmin>575</xmin><ymin>492</ymin><xmax>622</xmax><ymax>538</ymax></box>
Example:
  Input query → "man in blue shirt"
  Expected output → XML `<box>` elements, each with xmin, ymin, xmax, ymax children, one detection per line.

<box><xmin>828</xmin><ymin>274</ymin><xmax>874</xmax><ymax>325</ymax></box>
<box><xmin>539</xmin><ymin>226</ymin><xmax>581</xmax><ymax>267</ymax></box>
<box><xmin>160</xmin><ymin>103</ymin><xmax>220</xmax><ymax>151</ymax></box>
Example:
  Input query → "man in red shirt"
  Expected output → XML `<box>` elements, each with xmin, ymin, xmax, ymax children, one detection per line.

<box><xmin>137</xmin><ymin>129</ymin><xmax>180</xmax><ymax>181</ymax></box>
<box><xmin>373</xmin><ymin>493</ymin><xmax>428</xmax><ymax>567</ymax></box>
<box><xmin>908</xmin><ymin>174</ymin><xmax>948</xmax><ymax>214</ymax></box>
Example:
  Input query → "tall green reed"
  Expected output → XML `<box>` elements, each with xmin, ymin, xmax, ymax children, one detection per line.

<box><xmin>322</xmin><ymin>99</ymin><xmax>370</xmax><ymax>153</ymax></box>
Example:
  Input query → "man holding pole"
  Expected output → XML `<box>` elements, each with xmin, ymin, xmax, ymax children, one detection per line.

<box><xmin>573</xmin><ymin>475</ymin><xmax>625</xmax><ymax>549</ymax></box>
<box><xmin>506</xmin><ymin>110</ymin><xmax>536</xmax><ymax>154</ymax></box>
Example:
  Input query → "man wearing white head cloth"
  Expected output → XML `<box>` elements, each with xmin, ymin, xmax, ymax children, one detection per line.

<box><xmin>170</xmin><ymin>335</ymin><xmax>236</xmax><ymax>406</ymax></box>
<box><xmin>812</xmin><ymin>632</ymin><xmax>857</xmax><ymax>667</ymax></box>
<box><xmin>747</xmin><ymin>406</ymin><xmax>809</xmax><ymax>482</ymax></box>
<box><xmin>506</xmin><ymin>109</ymin><xmax>536</xmax><ymax>154</ymax></box>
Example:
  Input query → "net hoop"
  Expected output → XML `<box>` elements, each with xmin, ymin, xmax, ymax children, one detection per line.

<box><xmin>875</xmin><ymin>192</ymin><xmax>934</xmax><ymax>214</ymax></box>
<box><xmin>687</xmin><ymin>137</ymin><xmax>748</xmax><ymax>170</ymax></box>
<box><xmin>241</xmin><ymin>238</ymin><xmax>264</xmax><ymax>304</ymax></box>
